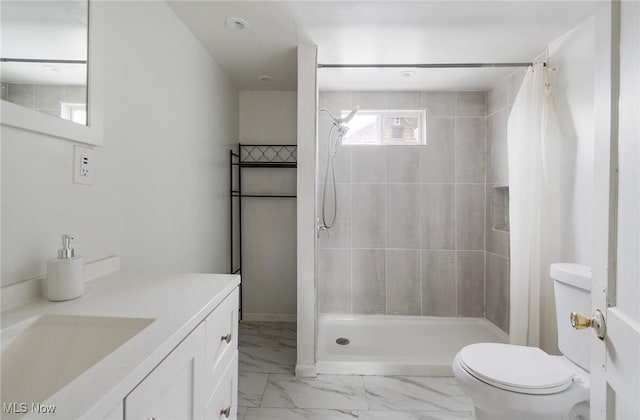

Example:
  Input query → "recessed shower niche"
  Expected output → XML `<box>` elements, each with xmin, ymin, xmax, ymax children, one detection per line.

<box><xmin>492</xmin><ymin>185</ymin><xmax>510</xmax><ymax>232</ymax></box>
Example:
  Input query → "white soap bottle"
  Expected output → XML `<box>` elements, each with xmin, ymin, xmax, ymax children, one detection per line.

<box><xmin>46</xmin><ymin>234</ymin><xmax>85</xmax><ymax>301</ymax></box>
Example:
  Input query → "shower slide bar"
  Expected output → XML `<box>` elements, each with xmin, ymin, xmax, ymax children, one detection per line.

<box><xmin>318</xmin><ymin>62</ymin><xmax>536</xmax><ymax>69</ymax></box>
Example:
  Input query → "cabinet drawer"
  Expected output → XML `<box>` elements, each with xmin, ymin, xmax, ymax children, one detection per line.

<box><xmin>205</xmin><ymin>288</ymin><xmax>238</xmax><ymax>378</ymax></box>
<box><xmin>125</xmin><ymin>323</ymin><xmax>205</xmax><ymax>420</ymax></box>
<box><xmin>204</xmin><ymin>353</ymin><xmax>238</xmax><ymax>420</ymax></box>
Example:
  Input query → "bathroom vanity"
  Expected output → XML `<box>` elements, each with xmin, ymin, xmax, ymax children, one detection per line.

<box><xmin>0</xmin><ymin>269</ymin><xmax>240</xmax><ymax>419</ymax></box>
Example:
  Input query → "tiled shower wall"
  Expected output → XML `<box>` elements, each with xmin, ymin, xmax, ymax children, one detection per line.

<box><xmin>1</xmin><ymin>82</ymin><xmax>86</xmax><ymax>119</ymax></box>
<box><xmin>317</xmin><ymin>91</ymin><xmax>487</xmax><ymax>318</ymax></box>
<box><xmin>484</xmin><ymin>70</ymin><xmax>526</xmax><ymax>332</ymax></box>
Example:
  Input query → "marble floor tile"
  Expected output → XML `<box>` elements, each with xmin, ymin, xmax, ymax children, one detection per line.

<box><xmin>243</xmin><ymin>408</ymin><xmax>359</xmax><ymax>420</ymax></box>
<box><xmin>238</xmin><ymin>371</ymin><xmax>269</xmax><ymax>407</ymax></box>
<box><xmin>240</xmin><ymin>321</ymin><xmax>297</xmax><ymax>349</ymax></box>
<box><xmin>239</xmin><ymin>344</ymin><xmax>296</xmax><ymax>373</ymax></box>
<box><xmin>236</xmin><ymin>321</ymin><xmax>475</xmax><ymax>419</ymax></box>
<box><xmin>279</xmin><ymin>336</ymin><xmax>297</xmax><ymax>348</ymax></box>
<box><xmin>240</xmin><ymin>332</ymin><xmax>280</xmax><ymax>348</ymax></box>
<box><xmin>357</xmin><ymin>410</ymin><xmax>473</xmax><ymax>420</ymax></box>
<box><xmin>362</xmin><ymin>376</ymin><xmax>472</xmax><ymax>412</ymax></box>
<box><xmin>261</xmin><ymin>374</ymin><xmax>369</xmax><ymax>410</ymax></box>
<box><xmin>241</xmin><ymin>321</ymin><xmax>296</xmax><ymax>335</ymax></box>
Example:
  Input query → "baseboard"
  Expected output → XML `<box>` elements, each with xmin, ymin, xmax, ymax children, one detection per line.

<box><xmin>242</xmin><ymin>313</ymin><xmax>297</xmax><ymax>322</ymax></box>
<box><xmin>295</xmin><ymin>363</ymin><xmax>317</xmax><ymax>378</ymax></box>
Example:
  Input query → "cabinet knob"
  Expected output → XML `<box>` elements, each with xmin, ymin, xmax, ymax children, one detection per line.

<box><xmin>221</xmin><ymin>333</ymin><xmax>232</xmax><ymax>343</ymax></box>
<box><xmin>220</xmin><ymin>406</ymin><xmax>231</xmax><ymax>418</ymax></box>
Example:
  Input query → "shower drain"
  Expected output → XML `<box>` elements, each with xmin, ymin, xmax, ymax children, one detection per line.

<box><xmin>336</xmin><ymin>337</ymin><xmax>350</xmax><ymax>345</ymax></box>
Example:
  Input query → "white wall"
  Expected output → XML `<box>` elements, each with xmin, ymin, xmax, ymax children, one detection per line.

<box><xmin>1</xmin><ymin>1</ymin><xmax>237</xmax><ymax>286</ymax></box>
<box><xmin>537</xmin><ymin>16</ymin><xmax>595</xmax><ymax>353</ymax></box>
<box><xmin>238</xmin><ymin>91</ymin><xmax>297</xmax><ymax>318</ymax></box>
<box><xmin>240</xmin><ymin>91</ymin><xmax>297</xmax><ymax>143</ymax></box>
<box><xmin>549</xmin><ymin>16</ymin><xmax>595</xmax><ymax>266</ymax></box>
<box><xmin>296</xmin><ymin>42</ymin><xmax>318</xmax><ymax>378</ymax></box>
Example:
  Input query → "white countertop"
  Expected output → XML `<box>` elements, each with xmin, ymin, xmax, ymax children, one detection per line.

<box><xmin>1</xmin><ymin>271</ymin><xmax>240</xmax><ymax>419</ymax></box>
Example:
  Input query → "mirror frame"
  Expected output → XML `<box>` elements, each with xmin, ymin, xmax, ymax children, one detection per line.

<box><xmin>0</xmin><ymin>0</ymin><xmax>104</xmax><ymax>146</ymax></box>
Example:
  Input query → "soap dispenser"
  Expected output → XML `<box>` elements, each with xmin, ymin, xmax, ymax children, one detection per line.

<box><xmin>46</xmin><ymin>234</ymin><xmax>85</xmax><ymax>301</ymax></box>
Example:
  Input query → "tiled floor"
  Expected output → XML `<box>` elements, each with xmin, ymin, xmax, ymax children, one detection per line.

<box><xmin>238</xmin><ymin>322</ymin><xmax>473</xmax><ymax>420</ymax></box>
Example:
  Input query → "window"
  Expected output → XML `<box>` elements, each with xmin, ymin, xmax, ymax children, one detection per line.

<box><xmin>60</xmin><ymin>102</ymin><xmax>87</xmax><ymax>125</ymax></box>
<box><xmin>342</xmin><ymin>109</ymin><xmax>426</xmax><ymax>145</ymax></box>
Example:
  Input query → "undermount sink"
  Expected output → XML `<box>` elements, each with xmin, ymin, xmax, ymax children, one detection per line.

<box><xmin>1</xmin><ymin>314</ymin><xmax>154</xmax><ymax>414</ymax></box>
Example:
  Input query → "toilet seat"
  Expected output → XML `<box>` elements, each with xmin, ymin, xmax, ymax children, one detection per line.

<box><xmin>458</xmin><ymin>343</ymin><xmax>576</xmax><ymax>395</ymax></box>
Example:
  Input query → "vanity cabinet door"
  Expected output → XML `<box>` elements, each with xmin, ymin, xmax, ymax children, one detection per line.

<box><xmin>124</xmin><ymin>323</ymin><xmax>206</xmax><ymax>420</ymax></box>
<box><xmin>204</xmin><ymin>353</ymin><xmax>238</xmax><ymax>420</ymax></box>
<box><xmin>203</xmin><ymin>288</ymin><xmax>239</xmax><ymax>418</ymax></box>
<box><xmin>205</xmin><ymin>288</ymin><xmax>239</xmax><ymax>380</ymax></box>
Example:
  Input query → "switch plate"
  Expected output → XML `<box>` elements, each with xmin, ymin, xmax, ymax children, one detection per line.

<box><xmin>73</xmin><ymin>145</ymin><xmax>94</xmax><ymax>185</ymax></box>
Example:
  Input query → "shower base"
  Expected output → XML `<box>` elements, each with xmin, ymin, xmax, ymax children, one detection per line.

<box><xmin>317</xmin><ymin>314</ymin><xmax>508</xmax><ymax>376</ymax></box>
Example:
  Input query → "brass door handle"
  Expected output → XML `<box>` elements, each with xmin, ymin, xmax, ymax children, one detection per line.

<box><xmin>570</xmin><ymin>309</ymin><xmax>606</xmax><ymax>340</ymax></box>
<box><xmin>570</xmin><ymin>312</ymin><xmax>594</xmax><ymax>329</ymax></box>
<box><xmin>221</xmin><ymin>333</ymin><xmax>232</xmax><ymax>343</ymax></box>
<box><xmin>220</xmin><ymin>406</ymin><xmax>231</xmax><ymax>418</ymax></box>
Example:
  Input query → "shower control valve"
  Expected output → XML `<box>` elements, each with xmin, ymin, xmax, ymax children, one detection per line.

<box><xmin>317</xmin><ymin>223</ymin><xmax>328</xmax><ymax>238</ymax></box>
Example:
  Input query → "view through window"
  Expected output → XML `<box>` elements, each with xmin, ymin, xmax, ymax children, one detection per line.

<box><xmin>341</xmin><ymin>110</ymin><xmax>426</xmax><ymax>145</ymax></box>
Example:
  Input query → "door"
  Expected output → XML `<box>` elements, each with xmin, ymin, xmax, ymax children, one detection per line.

<box><xmin>591</xmin><ymin>1</ymin><xmax>640</xmax><ymax>418</ymax></box>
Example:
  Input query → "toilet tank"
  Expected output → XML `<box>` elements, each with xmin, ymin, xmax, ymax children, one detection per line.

<box><xmin>551</xmin><ymin>263</ymin><xmax>592</xmax><ymax>371</ymax></box>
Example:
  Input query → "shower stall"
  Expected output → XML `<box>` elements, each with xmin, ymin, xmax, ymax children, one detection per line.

<box><xmin>313</xmin><ymin>65</ymin><xmax>525</xmax><ymax>375</ymax></box>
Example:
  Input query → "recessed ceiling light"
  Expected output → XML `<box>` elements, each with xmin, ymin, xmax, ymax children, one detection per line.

<box><xmin>400</xmin><ymin>70</ymin><xmax>416</xmax><ymax>78</ymax></box>
<box><xmin>259</xmin><ymin>75</ymin><xmax>272</xmax><ymax>83</ymax></box>
<box><xmin>225</xmin><ymin>17</ymin><xmax>249</xmax><ymax>31</ymax></box>
<box><xmin>43</xmin><ymin>64</ymin><xmax>61</xmax><ymax>72</ymax></box>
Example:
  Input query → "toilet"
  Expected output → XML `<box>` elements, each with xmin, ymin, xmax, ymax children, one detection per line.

<box><xmin>453</xmin><ymin>263</ymin><xmax>592</xmax><ymax>420</ymax></box>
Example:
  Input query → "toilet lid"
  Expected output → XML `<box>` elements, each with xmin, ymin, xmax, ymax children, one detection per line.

<box><xmin>459</xmin><ymin>343</ymin><xmax>575</xmax><ymax>395</ymax></box>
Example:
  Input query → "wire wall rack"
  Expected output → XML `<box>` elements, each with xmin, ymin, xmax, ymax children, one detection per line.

<box><xmin>229</xmin><ymin>144</ymin><xmax>297</xmax><ymax>319</ymax></box>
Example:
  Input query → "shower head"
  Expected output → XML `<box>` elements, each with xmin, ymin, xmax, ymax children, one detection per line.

<box><xmin>338</xmin><ymin>106</ymin><xmax>359</xmax><ymax>124</ymax></box>
<box><xmin>320</xmin><ymin>106</ymin><xmax>360</xmax><ymax>127</ymax></box>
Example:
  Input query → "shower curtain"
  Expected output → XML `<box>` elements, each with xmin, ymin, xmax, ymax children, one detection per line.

<box><xmin>507</xmin><ymin>63</ymin><xmax>566</xmax><ymax>347</ymax></box>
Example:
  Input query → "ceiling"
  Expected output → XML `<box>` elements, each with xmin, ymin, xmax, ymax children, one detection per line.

<box><xmin>1</xmin><ymin>1</ymin><xmax>87</xmax><ymax>85</ymax></box>
<box><xmin>168</xmin><ymin>1</ymin><xmax>596</xmax><ymax>92</ymax></box>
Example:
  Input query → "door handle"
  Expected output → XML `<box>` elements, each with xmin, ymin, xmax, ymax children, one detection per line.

<box><xmin>570</xmin><ymin>309</ymin><xmax>606</xmax><ymax>340</ymax></box>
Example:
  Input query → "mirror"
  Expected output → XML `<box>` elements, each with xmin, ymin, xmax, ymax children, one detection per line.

<box><xmin>1</xmin><ymin>1</ymin><xmax>88</xmax><ymax>125</ymax></box>
<box><xmin>0</xmin><ymin>0</ymin><xmax>103</xmax><ymax>146</ymax></box>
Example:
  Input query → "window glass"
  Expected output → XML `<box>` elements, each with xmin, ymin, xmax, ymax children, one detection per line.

<box><xmin>342</xmin><ymin>110</ymin><xmax>426</xmax><ymax>145</ymax></box>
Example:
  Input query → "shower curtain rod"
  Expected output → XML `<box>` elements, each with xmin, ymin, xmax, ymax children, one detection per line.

<box><xmin>1</xmin><ymin>58</ymin><xmax>87</xmax><ymax>64</ymax></box>
<box><xmin>318</xmin><ymin>62</ymin><xmax>536</xmax><ymax>69</ymax></box>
